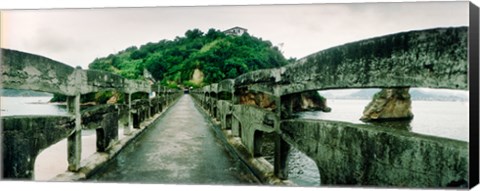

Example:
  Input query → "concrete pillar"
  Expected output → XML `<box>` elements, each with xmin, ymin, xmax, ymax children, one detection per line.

<box><xmin>124</xmin><ymin>93</ymin><xmax>133</xmax><ymax>135</ymax></box>
<box><xmin>274</xmin><ymin>134</ymin><xmax>290</xmax><ymax>180</ymax></box>
<box><xmin>274</xmin><ymin>97</ymin><xmax>289</xmax><ymax>180</ymax></box>
<box><xmin>96</xmin><ymin>112</ymin><xmax>119</xmax><ymax>152</ymax></box>
<box><xmin>214</xmin><ymin>92</ymin><xmax>219</xmax><ymax>119</ymax></box>
<box><xmin>147</xmin><ymin>97</ymin><xmax>152</xmax><ymax>118</ymax></box>
<box><xmin>165</xmin><ymin>90</ymin><xmax>169</xmax><ymax>106</ymax></box>
<box><xmin>253</xmin><ymin>131</ymin><xmax>263</xmax><ymax>157</ymax></box>
<box><xmin>67</xmin><ymin>94</ymin><xmax>81</xmax><ymax>172</ymax></box>
<box><xmin>280</xmin><ymin>94</ymin><xmax>295</xmax><ymax>119</ymax></box>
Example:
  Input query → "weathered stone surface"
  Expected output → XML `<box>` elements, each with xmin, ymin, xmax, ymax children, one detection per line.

<box><xmin>210</xmin><ymin>83</ymin><xmax>218</xmax><ymax>93</ymax></box>
<box><xmin>96</xmin><ymin>112</ymin><xmax>119</xmax><ymax>152</ymax></box>
<box><xmin>234</xmin><ymin>68</ymin><xmax>283</xmax><ymax>87</ymax></box>
<box><xmin>77</xmin><ymin>104</ymin><xmax>120</xmax><ymax>152</ymax></box>
<box><xmin>131</xmin><ymin>99</ymin><xmax>149</xmax><ymax>128</ymax></box>
<box><xmin>1</xmin><ymin>48</ymin><xmax>156</xmax><ymax>96</ymax></box>
<box><xmin>279</xmin><ymin>27</ymin><xmax>468</xmax><ymax>95</ymax></box>
<box><xmin>1</xmin><ymin>49</ymin><xmax>77</xmax><ymax>95</ymax></box>
<box><xmin>361</xmin><ymin>88</ymin><xmax>413</xmax><ymax>121</ymax></box>
<box><xmin>280</xmin><ymin>119</ymin><xmax>468</xmax><ymax>187</ymax></box>
<box><xmin>150</xmin><ymin>96</ymin><xmax>163</xmax><ymax>114</ymax></box>
<box><xmin>217</xmin><ymin>100</ymin><xmax>233</xmax><ymax>130</ymax></box>
<box><xmin>218</xmin><ymin>79</ymin><xmax>235</xmax><ymax>93</ymax></box>
<box><xmin>2</xmin><ymin>116</ymin><xmax>75</xmax><ymax>179</ymax></box>
<box><xmin>85</xmin><ymin>70</ymin><xmax>125</xmax><ymax>92</ymax></box>
<box><xmin>232</xmin><ymin>104</ymin><xmax>277</xmax><ymax>156</ymax></box>
<box><xmin>190</xmin><ymin>27</ymin><xmax>470</xmax><ymax>187</ymax></box>
<box><xmin>192</xmin><ymin>95</ymin><xmax>293</xmax><ymax>185</ymax></box>
<box><xmin>81</xmin><ymin>105</ymin><xmax>118</xmax><ymax>129</ymax></box>
<box><xmin>199</xmin><ymin>28</ymin><xmax>468</xmax><ymax>96</ymax></box>
<box><xmin>1</xmin><ymin>48</ymin><xmax>183</xmax><ymax>180</ymax></box>
<box><xmin>194</xmin><ymin>86</ymin><xmax>469</xmax><ymax>187</ymax></box>
<box><xmin>238</xmin><ymin>90</ymin><xmax>276</xmax><ymax>110</ymax></box>
<box><xmin>216</xmin><ymin>27</ymin><xmax>468</xmax><ymax>96</ymax></box>
<box><xmin>106</xmin><ymin>91</ymin><xmax>122</xmax><ymax>104</ymax></box>
<box><xmin>123</xmin><ymin>79</ymin><xmax>151</xmax><ymax>94</ymax></box>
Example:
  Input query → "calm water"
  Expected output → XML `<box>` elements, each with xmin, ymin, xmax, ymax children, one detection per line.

<box><xmin>286</xmin><ymin>99</ymin><xmax>469</xmax><ymax>186</ymax></box>
<box><xmin>1</xmin><ymin>96</ymin><xmax>469</xmax><ymax>185</ymax></box>
<box><xmin>1</xmin><ymin>96</ymin><xmax>97</xmax><ymax>180</ymax></box>
<box><xmin>1</xmin><ymin>96</ymin><xmax>67</xmax><ymax>116</ymax></box>
<box><xmin>298</xmin><ymin>99</ymin><xmax>469</xmax><ymax>142</ymax></box>
<box><xmin>2</xmin><ymin>97</ymin><xmax>468</xmax><ymax>142</ymax></box>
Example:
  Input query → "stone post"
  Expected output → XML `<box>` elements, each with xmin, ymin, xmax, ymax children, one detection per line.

<box><xmin>124</xmin><ymin>93</ymin><xmax>133</xmax><ymax>135</ymax></box>
<box><xmin>67</xmin><ymin>94</ymin><xmax>81</xmax><ymax>171</ymax></box>
<box><xmin>214</xmin><ymin>91</ymin><xmax>219</xmax><ymax>120</ymax></box>
<box><xmin>274</xmin><ymin>134</ymin><xmax>290</xmax><ymax>180</ymax></box>
<box><xmin>273</xmin><ymin>97</ymin><xmax>289</xmax><ymax>180</ymax></box>
<box><xmin>165</xmin><ymin>90</ymin><xmax>169</xmax><ymax>106</ymax></box>
<box><xmin>148</xmin><ymin>94</ymin><xmax>152</xmax><ymax>118</ymax></box>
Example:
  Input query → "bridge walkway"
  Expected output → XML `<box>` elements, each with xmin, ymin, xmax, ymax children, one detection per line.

<box><xmin>89</xmin><ymin>94</ymin><xmax>259</xmax><ymax>185</ymax></box>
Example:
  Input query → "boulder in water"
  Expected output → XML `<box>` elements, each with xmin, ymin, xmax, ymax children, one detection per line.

<box><xmin>361</xmin><ymin>88</ymin><xmax>413</xmax><ymax>122</ymax></box>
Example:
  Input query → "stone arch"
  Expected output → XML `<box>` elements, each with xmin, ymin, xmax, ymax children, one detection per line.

<box><xmin>232</xmin><ymin>116</ymin><xmax>241</xmax><ymax>137</ymax></box>
<box><xmin>253</xmin><ymin>130</ymin><xmax>275</xmax><ymax>160</ymax></box>
<box><xmin>210</xmin><ymin>91</ymin><xmax>218</xmax><ymax>117</ymax></box>
<box><xmin>34</xmin><ymin>137</ymin><xmax>68</xmax><ymax>180</ymax></box>
<box><xmin>213</xmin><ymin>105</ymin><xmax>219</xmax><ymax>120</ymax></box>
<box><xmin>2</xmin><ymin>116</ymin><xmax>75</xmax><ymax>179</ymax></box>
<box><xmin>225</xmin><ymin>113</ymin><xmax>233</xmax><ymax>130</ymax></box>
<box><xmin>253</xmin><ymin>130</ymin><xmax>263</xmax><ymax>157</ymax></box>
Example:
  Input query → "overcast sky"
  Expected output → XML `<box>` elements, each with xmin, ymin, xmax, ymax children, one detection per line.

<box><xmin>0</xmin><ymin>1</ymin><xmax>470</xmax><ymax>69</ymax></box>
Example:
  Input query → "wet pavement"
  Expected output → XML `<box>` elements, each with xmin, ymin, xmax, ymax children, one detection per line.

<box><xmin>89</xmin><ymin>95</ymin><xmax>260</xmax><ymax>185</ymax></box>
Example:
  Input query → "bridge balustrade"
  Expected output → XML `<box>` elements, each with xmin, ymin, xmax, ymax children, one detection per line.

<box><xmin>191</xmin><ymin>27</ymin><xmax>471</xmax><ymax>187</ymax></box>
<box><xmin>217</xmin><ymin>79</ymin><xmax>234</xmax><ymax>130</ymax></box>
<box><xmin>1</xmin><ymin>48</ymin><xmax>182</xmax><ymax>180</ymax></box>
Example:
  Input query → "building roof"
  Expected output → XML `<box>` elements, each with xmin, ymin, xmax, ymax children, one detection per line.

<box><xmin>224</xmin><ymin>26</ymin><xmax>248</xmax><ymax>32</ymax></box>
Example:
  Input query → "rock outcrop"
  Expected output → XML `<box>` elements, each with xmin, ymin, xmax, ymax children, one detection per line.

<box><xmin>106</xmin><ymin>91</ymin><xmax>122</xmax><ymax>104</ymax></box>
<box><xmin>361</xmin><ymin>88</ymin><xmax>413</xmax><ymax>122</ymax></box>
<box><xmin>279</xmin><ymin>91</ymin><xmax>331</xmax><ymax>118</ymax></box>
<box><xmin>239</xmin><ymin>91</ymin><xmax>276</xmax><ymax>110</ymax></box>
<box><xmin>238</xmin><ymin>90</ymin><xmax>331</xmax><ymax>114</ymax></box>
<box><xmin>289</xmin><ymin>91</ymin><xmax>332</xmax><ymax>113</ymax></box>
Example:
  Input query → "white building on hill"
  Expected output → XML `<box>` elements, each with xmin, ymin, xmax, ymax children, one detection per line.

<box><xmin>223</xmin><ymin>26</ymin><xmax>248</xmax><ymax>36</ymax></box>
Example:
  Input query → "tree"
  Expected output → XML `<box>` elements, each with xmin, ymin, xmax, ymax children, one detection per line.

<box><xmin>185</xmin><ymin>29</ymin><xmax>204</xmax><ymax>40</ymax></box>
<box><xmin>87</xmin><ymin>27</ymin><xmax>289</xmax><ymax>86</ymax></box>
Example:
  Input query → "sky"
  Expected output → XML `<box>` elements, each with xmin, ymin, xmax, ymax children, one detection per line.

<box><xmin>0</xmin><ymin>0</ymin><xmax>471</xmax><ymax>70</ymax></box>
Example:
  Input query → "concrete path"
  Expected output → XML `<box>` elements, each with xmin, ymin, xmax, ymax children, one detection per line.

<box><xmin>90</xmin><ymin>95</ymin><xmax>259</xmax><ymax>185</ymax></box>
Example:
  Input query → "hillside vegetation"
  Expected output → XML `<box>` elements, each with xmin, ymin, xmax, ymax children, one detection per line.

<box><xmin>89</xmin><ymin>28</ymin><xmax>291</xmax><ymax>88</ymax></box>
<box><xmin>50</xmin><ymin>28</ymin><xmax>291</xmax><ymax>103</ymax></box>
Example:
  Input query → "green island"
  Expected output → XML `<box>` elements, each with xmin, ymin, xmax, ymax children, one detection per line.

<box><xmin>51</xmin><ymin>28</ymin><xmax>293</xmax><ymax>103</ymax></box>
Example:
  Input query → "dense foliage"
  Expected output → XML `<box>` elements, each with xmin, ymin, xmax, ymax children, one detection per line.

<box><xmin>89</xmin><ymin>28</ymin><xmax>290</xmax><ymax>88</ymax></box>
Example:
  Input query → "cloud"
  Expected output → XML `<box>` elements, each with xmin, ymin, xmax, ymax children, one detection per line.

<box><xmin>30</xmin><ymin>27</ymin><xmax>77</xmax><ymax>53</ymax></box>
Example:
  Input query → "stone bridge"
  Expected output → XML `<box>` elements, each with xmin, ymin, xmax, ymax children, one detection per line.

<box><xmin>191</xmin><ymin>27</ymin><xmax>472</xmax><ymax>187</ymax></box>
<box><xmin>0</xmin><ymin>26</ymin><xmax>475</xmax><ymax>188</ymax></box>
<box><xmin>1</xmin><ymin>48</ymin><xmax>182</xmax><ymax>179</ymax></box>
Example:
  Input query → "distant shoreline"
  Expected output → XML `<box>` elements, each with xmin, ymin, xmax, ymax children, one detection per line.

<box><xmin>1</xmin><ymin>89</ymin><xmax>52</xmax><ymax>97</ymax></box>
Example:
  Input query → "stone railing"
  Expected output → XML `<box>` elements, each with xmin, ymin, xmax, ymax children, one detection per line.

<box><xmin>1</xmin><ymin>48</ymin><xmax>182</xmax><ymax>179</ymax></box>
<box><xmin>191</xmin><ymin>27</ymin><xmax>470</xmax><ymax>188</ymax></box>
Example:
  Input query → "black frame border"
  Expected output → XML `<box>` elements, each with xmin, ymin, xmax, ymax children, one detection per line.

<box><xmin>469</xmin><ymin>2</ymin><xmax>479</xmax><ymax>189</ymax></box>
